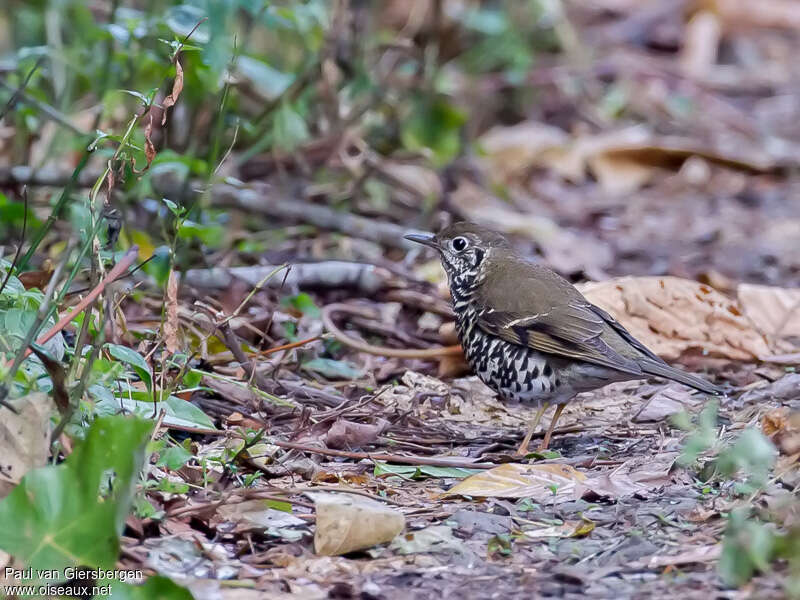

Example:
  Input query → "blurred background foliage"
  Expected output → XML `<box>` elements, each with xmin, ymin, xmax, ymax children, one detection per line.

<box><xmin>0</xmin><ymin>0</ymin><xmax>575</xmax><ymax>287</ymax></box>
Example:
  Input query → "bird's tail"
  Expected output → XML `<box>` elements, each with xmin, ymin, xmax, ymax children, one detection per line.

<box><xmin>639</xmin><ymin>359</ymin><xmax>723</xmax><ymax>395</ymax></box>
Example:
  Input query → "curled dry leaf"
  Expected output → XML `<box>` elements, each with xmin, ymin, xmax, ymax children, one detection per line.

<box><xmin>578</xmin><ymin>276</ymin><xmax>776</xmax><ymax>361</ymax></box>
<box><xmin>310</xmin><ymin>492</ymin><xmax>405</xmax><ymax>556</ymax></box>
<box><xmin>442</xmin><ymin>463</ymin><xmax>587</xmax><ymax>501</ymax></box>
<box><xmin>324</xmin><ymin>418</ymin><xmax>390</xmax><ymax>449</ymax></box>
<box><xmin>478</xmin><ymin>121</ymin><xmax>776</xmax><ymax>195</ymax></box>
<box><xmin>0</xmin><ymin>393</ymin><xmax>54</xmax><ymax>498</ymax></box>
<box><xmin>144</xmin><ymin>112</ymin><xmax>156</xmax><ymax>169</ymax></box>
<box><xmin>161</xmin><ymin>58</ymin><xmax>184</xmax><ymax>125</ymax></box>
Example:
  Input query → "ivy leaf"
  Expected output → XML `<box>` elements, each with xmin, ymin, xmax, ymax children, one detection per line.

<box><xmin>106</xmin><ymin>343</ymin><xmax>153</xmax><ymax>398</ymax></box>
<box><xmin>0</xmin><ymin>416</ymin><xmax>153</xmax><ymax>579</ymax></box>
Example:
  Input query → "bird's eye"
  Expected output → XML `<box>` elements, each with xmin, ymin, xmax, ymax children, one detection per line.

<box><xmin>451</xmin><ymin>237</ymin><xmax>469</xmax><ymax>252</ymax></box>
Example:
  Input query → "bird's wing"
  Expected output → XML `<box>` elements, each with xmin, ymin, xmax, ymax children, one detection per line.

<box><xmin>588</xmin><ymin>303</ymin><xmax>666</xmax><ymax>364</ymax></box>
<box><xmin>477</xmin><ymin>302</ymin><xmax>644</xmax><ymax>376</ymax></box>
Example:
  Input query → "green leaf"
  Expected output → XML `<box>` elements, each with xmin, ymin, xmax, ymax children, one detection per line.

<box><xmin>715</xmin><ymin>428</ymin><xmax>777</xmax><ymax>489</ymax></box>
<box><xmin>177</xmin><ymin>220</ymin><xmax>225</xmax><ymax>247</ymax></box>
<box><xmin>373</xmin><ymin>462</ymin><xmax>481</xmax><ymax>480</ymax></box>
<box><xmin>106</xmin><ymin>343</ymin><xmax>153</xmax><ymax>397</ymax></box>
<box><xmin>161</xmin><ymin>198</ymin><xmax>184</xmax><ymax>218</ymax></box>
<box><xmin>105</xmin><ymin>575</ymin><xmax>193</xmax><ymax>599</ymax></box>
<box><xmin>182</xmin><ymin>369</ymin><xmax>203</xmax><ymax>388</ymax></box>
<box><xmin>236</xmin><ymin>56</ymin><xmax>294</xmax><ymax>100</ymax></box>
<box><xmin>272</xmin><ymin>101</ymin><xmax>309</xmax><ymax>152</ymax></box>
<box><xmin>121</xmin><ymin>89</ymin><xmax>151</xmax><ymax>106</ymax></box>
<box><xmin>0</xmin><ymin>416</ymin><xmax>153</xmax><ymax>577</ymax></box>
<box><xmin>719</xmin><ymin>508</ymin><xmax>777</xmax><ymax>587</ymax></box>
<box><xmin>95</xmin><ymin>390</ymin><xmax>216</xmax><ymax>430</ymax></box>
<box><xmin>281</xmin><ymin>292</ymin><xmax>320</xmax><ymax>317</ymax></box>
<box><xmin>301</xmin><ymin>357</ymin><xmax>363</xmax><ymax>380</ymax></box>
<box><xmin>155</xmin><ymin>478</ymin><xmax>189</xmax><ymax>494</ymax></box>
<box><xmin>266</xmin><ymin>499</ymin><xmax>293</xmax><ymax>512</ymax></box>
<box><xmin>402</xmin><ymin>96</ymin><xmax>466</xmax><ymax>166</ymax></box>
<box><xmin>157</xmin><ymin>443</ymin><xmax>194</xmax><ymax>470</ymax></box>
<box><xmin>165</xmin><ymin>395</ymin><xmax>216</xmax><ymax>429</ymax></box>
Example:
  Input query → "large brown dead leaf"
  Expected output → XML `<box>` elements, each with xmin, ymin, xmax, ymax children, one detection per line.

<box><xmin>0</xmin><ymin>393</ymin><xmax>54</xmax><ymax>498</ymax></box>
<box><xmin>578</xmin><ymin>276</ymin><xmax>776</xmax><ymax>361</ymax></box>
<box><xmin>441</xmin><ymin>463</ymin><xmax>587</xmax><ymax>501</ymax></box>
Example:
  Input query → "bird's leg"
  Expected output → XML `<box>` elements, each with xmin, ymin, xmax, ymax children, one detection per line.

<box><xmin>539</xmin><ymin>404</ymin><xmax>565</xmax><ymax>450</ymax></box>
<box><xmin>516</xmin><ymin>402</ymin><xmax>548</xmax><ymax>456</ymax></box>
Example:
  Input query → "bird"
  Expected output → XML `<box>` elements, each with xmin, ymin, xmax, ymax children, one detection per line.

<box><xmin>405</xmin><ymin>222</ymin><xmax>722</xmax><ymax>455</ymax></box>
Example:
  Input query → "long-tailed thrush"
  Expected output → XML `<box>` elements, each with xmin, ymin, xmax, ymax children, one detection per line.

<box><xmin>405</xmin><ymin>222</ymin><xmax>721</xmax><ymax>455</ymax></box>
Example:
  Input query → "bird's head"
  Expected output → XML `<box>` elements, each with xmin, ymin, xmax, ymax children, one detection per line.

<box><xmin>404</xmin><ymin>222</ymin><xmax>510</xmax><ymax>284</ymax></box>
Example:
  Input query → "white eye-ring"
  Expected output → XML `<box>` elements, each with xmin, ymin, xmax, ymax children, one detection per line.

<box><xmin>451</xmin><ymin>236</ymin><xmax>469</xmax><ymax>252</ymax></box>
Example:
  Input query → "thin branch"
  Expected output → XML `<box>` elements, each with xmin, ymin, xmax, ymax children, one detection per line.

<box><xmin>0</xmin><ymin>57</ymin><xmax>45</xmax><ymax>121</ymax></box>
<box><xmin>0</xmin><ymin>79</ymin><xmax>89</xmax><ymax>137</ymax></box>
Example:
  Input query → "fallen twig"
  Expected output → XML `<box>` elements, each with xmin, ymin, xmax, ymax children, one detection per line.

<box><xmin>322</xmin><ymin>302</ymin><xmax>463</xmax><ymax>359</ymax></box>
<box><xmin>181</xmin><ymin>261</ymin><xmax>402</xmax><ymax>293</ymax></box>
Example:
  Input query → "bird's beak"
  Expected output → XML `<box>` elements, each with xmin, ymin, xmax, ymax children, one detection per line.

<box><xmin>404</xmin><ymin>232</ymin><xmax>439</xmax><ymax>249</ymax></box>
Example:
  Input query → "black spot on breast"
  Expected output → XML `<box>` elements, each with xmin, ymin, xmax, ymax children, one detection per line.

<box><xmin>543</xmin><ymin>363</ymin><xmax>552</xmax><ymax>377</ymax></box>
<box><xmin>531</xmin><ymin>365</ymin><xmax>539</xmax><ymax>378</ymax></box>
<box><xmin>555</xmin><ymin>378</ymin><xmax>561</xmax><ymax>388</ymax></box>
<box><xmin>540</xmin><ymin>381</ymin><xmax>546</xmax><ymax>392</ymax></box>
